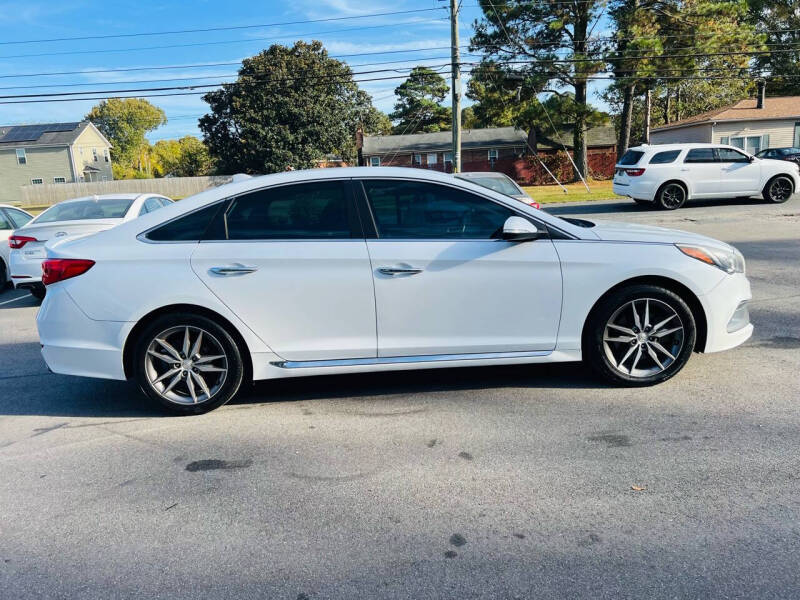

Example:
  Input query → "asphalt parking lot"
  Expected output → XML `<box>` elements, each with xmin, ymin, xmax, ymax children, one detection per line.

<box><xmin>1</xmin><ymin>195</ymin><xmax>799</xmax><ymax>599</ymax></box>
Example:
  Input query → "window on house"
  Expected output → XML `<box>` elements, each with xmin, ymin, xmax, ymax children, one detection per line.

<box><xmin>427</xmin><ymin>153</ymin><xmax>438</xmax><ymax>165</ymax></box>
<box><xmin>488</xmin><ymin>149</ymin><xmax>499</xmax><ymax>160</ymax></box>
<box><xmin>104</xmin><ymin>149</ymin><xmax>110</xmax><ymax>162</ymax></box>
<box><xmin>795</xmin><ymin>122</ymin><xmax>800</xmax><ymax>147</ymax></box>
<box><xmin>720</xmin><ymin>136</ymin><xmax>729</xmax><ymax>145</ymax></box>
<box><xmin>16</xmin><ymin>149</ymin><xmax>26</xmax><ymax>165</ymax></box>
<box><xmin>53</xmin><ymin>177</ymin><xmax>66</xmax><ymax>184</ymax></box>
<box><xmin>444</xmin><ymin>152</ymin><xmax>453</xmax><ymax>164</ymax></box>
<box><xmin>731</xmin><ymin>136</ymin><xmax>765</xmax><ymax>155</ymax></box>
<box><xmin>31</xmin><ymin>178</ymin><xmax>43</xmax><ymax>184</ymax></box>
<box><xmin>101</xmin><ymin>176</ymin><xmax>109</xmax><ymax>182</ymax></box>
<box><xmin>412</xmin><ymin>154</ymin><xmax>422</xmax><ymax>166</ymax></box>
<box><xmin>93</xmin><ymin>148</ymin><xmax>98</xmax><ymax>162</ymax></box>
<box><xmin>370</xmin><ymin>156</ymin><xmax>381</xmax><ymax>167</ymax></box>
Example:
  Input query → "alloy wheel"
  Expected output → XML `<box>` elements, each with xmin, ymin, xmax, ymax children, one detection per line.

<box><xmin>602</xmin><ymin>298</ymin><xmax>685</xmax><ymax>378</ymax></box>
<box><xmin>144</xmin><ymin>325</ymin><xmax>228</xmax><ymax>405</ymax></box>
<box><xmin>660</xmin><ymin>184</ymin><xmax>685</xmax><ymax>209</ymax></box>
<box><xmin>768</xmin><ymin>177</ymin><xmax>792</xmax><ymax>202</ymax></box>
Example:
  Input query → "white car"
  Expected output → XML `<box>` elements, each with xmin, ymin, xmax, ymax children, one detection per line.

<box><xmin>613</xmin><ymin>143</ymin><xmax>800</xmax><ymax>209</ymax></box>
<box><xmin>9</xmin><ymin>193</ymin><xmax>172</xmax><ymax>299</ymax></box>
<box><xmin>455</xmin><ymin>171</ymin><xmax>540</xmax><ymax>208</ymax></box>
<box><xmin>0</xmin><ymin>204</ymin><xmax>34</xmax><ymax>289</ymax></box>
<box><xmin>37</xmin><ymin>167</ymin><xmax>752</xmax><ymax>414</ymax></box>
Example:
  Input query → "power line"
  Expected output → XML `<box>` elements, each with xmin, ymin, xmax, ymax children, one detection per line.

<box><xmin>0</xmin><ymin>17</ymin><xmax>448</xmax><ymax>61</ymax></box>
<box><xmin>0</xmin><ymin>8</ymin><xmax>446</xmax><ymax>46</ymax></box>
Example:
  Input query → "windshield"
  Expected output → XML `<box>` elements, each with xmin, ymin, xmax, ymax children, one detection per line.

<box><xmin>463</xmin><ymin>175</ymin><xmax>523</xmax><ymax>196</ymax></box>
<box><xmin>34</xmin><ymin>198</ymin><xmax>134</xmax><ymax>223</ymax></box>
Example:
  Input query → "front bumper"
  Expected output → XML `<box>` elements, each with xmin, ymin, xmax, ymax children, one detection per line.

<box><xmin>700</xmin><ymin>271</ymin><xmax>753</xmax><ymax>353</ymax></box>
<box><xmin>37</xmin><ymin>284</ymin><xmax>130</xmax><ymax>380</ymax></box>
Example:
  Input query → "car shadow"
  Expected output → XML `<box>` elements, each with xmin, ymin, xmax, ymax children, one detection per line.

<box><xmin>0</xmin><ymin>287</ymin><xmax>38</xmax><ymax>309</ymax></box>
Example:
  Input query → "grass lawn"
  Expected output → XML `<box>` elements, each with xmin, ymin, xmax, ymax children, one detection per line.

<box><xmin>522</xmin><ymin>179</ymin><xmax>623</xmax><ymax>204</ymax></box>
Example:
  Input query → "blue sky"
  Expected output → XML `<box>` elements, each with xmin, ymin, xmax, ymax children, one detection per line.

<box><xmin>0</xmin><ymin>0</ymin><xmax>609</xmax><ymax>142</ymax></box>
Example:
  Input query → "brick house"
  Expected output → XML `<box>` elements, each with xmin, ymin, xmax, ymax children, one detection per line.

<box><xmin>360</xmin><ymin>125</ymin><xmax>617</xmax><ymax>184</ymax></box>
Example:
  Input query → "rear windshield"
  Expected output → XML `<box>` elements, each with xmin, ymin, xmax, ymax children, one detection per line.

<box><xmin>618</xmin><ymin>150</ymin><xmax>645</xmax><ymax>165</ymax></box>
<box><xmin>34</xmin><ymin>198</ymin><xmax>134</xmax><ymax>223</ymax></box>
<box><xmin>461</xmin><ymin>175</ymin><xmax>522</xmax><ymax>196</ymax></box>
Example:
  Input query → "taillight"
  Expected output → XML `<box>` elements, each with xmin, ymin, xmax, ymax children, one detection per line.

<box><xmin>41</xmin><ymin>259</ymin><xmax>95</xmax><ymax>286</ymax></box>
<box><xmin>625</xmin><ymin>168</ymin><xmax>646</xmax><ymax>177</ymax></box>
<box><xmin>8</xmin><ymin>235</ymin><xmax>37</xmax><ymax>249</ymax></box>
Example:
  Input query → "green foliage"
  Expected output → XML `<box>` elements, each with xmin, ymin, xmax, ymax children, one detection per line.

<box><xmin>470</xmin><ymin>0</ymin><xmax>607</xmax><ymax>180</ymax></box>
<box><xmin>749</xmin><ymin>0</ymin><xmax>800</xmax><ymax>95</ymax></box>
<box><xmin>152</xmin><ymin>136</ymin><xmax>214</xmax><ymax>177</ymax></box>
<box><xmin>389</xmin><ymin>67</ymin><xmax>452</xmax><ymax>134</ymax></box>
<box><xmin>199</xmin><ymin>41</ymin><xmax>375</xmax><ymax>173</ymax></box>
<box><xmin>86</xmin><ymin>98</ymin><xmax>167</xmax><ymax>171</ymax></box>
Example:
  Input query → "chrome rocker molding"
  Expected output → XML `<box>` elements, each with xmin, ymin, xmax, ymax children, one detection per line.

<box><xmin>271</xmin><ymin>349</ymin><xmax>552</xmax><ymax>369</ymax></box>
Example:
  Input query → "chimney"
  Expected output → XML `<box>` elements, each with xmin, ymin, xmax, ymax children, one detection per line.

<box><xmin>756</xmin><ymin>79</ymin><xmax>766</xmax><ymax>109</ymax></box>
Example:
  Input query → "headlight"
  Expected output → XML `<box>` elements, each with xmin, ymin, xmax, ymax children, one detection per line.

<box><xmin>676</xmin><ymin>244</ymin><xmax>745</xmax><ymax>274</ymax></box>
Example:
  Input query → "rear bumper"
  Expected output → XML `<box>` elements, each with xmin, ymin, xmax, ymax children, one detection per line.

<box><xmin>700</xmin><ymin>271</ymin><xmax>753</xmax><ymax>353</ymax></box>
<box><xmin>37</xmin><ymin>285</ymin><xmax>129</xmax><ymax>380</ymax></box>
<box><xmin>9</xmin><ymin>250</ymin><xmax>43</xmax><ymax>288</ymax></box>
<box><xmin>613</xmin><ymin>179</ymin><xmax>656</xmax><ymax>201</ymax></box>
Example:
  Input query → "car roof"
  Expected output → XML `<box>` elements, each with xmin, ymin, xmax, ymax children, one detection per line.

<box><xmin>627</xmin><ymin>143</ymin><xmax>736</xmax><ymax>152</ymax></box>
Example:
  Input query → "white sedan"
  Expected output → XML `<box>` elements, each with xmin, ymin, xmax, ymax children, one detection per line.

<box><xmin>0</xmin><ymin>204</ymin><xmax>34</xmax><ymax>289</ymax></box>
<box><xmin>613</xmin><ymin>143</ymin><xmax>800</xmax><ymax>209</ymax></box>
<box><xmin>9</xmin><ymin>193</ymin><xmax>172</xmax><ymax>299</ymax></box>
<box><xmin>37</xmin><ymin>167</ymin><xmax>752</xmax><ymax>414</ymax></box>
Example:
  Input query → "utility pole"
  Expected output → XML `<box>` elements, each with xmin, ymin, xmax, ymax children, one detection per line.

<box><xmin>450</xmin><ymin>0</ymin><xmax>462</xmax><ymax>172</ymax></box>
<box><xmin>643</xmin><ymin>87</ymin><xmax>652</xmax><ymax>144</ymax></box>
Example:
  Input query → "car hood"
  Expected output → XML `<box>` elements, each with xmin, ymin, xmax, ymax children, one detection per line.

<box><xmin>588</xmin><ymin>219</ymin><xmax>732</xmax><ymax>249</ymax></box>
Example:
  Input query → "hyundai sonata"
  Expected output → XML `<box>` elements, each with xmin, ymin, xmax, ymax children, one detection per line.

<box><xmin>37</xmin><ymin>168</ymin><xmax>752</xmax><ymax>414</ymax></box>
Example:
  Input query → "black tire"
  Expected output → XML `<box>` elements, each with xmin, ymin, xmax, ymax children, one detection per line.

<box><xmin>29</xmin><ymin>284</ymin><xmax>46</xmax><ymax>300</ymax></box>
<box><xmin>763</xmin><ymin>175</ymin><xmax>794</xmax><ymax>204</ymax></box>
<box><xmin>133</xmin><ymin>312</ymin><xmax>245</xmax><ymax>415</ymax></box>
<box><xmin>0</xmin><ymin>260</ymin><xmax>8</xmax><ymax>290</ymax></box>
<box><xmin>655</xmin><ymin>182</ymin><xmax>687</xmax><ymax>210</ymax></box>
<box><xmin>584</xmin><ymin>284</ymin><xmax>696</xmax><ymax>386</ymax></box>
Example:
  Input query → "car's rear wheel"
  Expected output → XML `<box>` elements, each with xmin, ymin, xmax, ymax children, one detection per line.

<box><xmin>763</xmin><ymin>175</ymin><xmax>794</xmax><ymax>203</ymax></box>
<box><xmin>0</xmin><ymin>260</ymin><xmax>8</xmax><ymax>290</ymax></box>
<box><xmin>656</xmin><ymin>182</ymin><xmax>687</xmax><ymax>210</ymax></box>
<box><xmin>584</xmin><ymin>285</ymin><xmax>696</xmax><ymax>386</ymax></box>
<box><xmin>133</xmin><ymin>312</ymin><xmax>245</xmax><ymax>415</ymax></box>
<box><xmin>29</xmin><ymin>284</ymin><xmax>46</xmax><ymax>300</ymax></box>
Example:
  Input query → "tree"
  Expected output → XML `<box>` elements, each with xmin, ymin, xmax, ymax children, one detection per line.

<box><xmin>471</xmin><ymin>0</ymin><xmax>606</xmax><ymax>181</ymax></box>
<box><xmin>86</xmin><ymin>98</ymin><xmax>166</xmax><ymax>175</ymax></box>
<box><xmin>749</xmin><ymin>0</ymin><xmax>800</xmax><ymax>95</ymax></box>
<box><xmin>152</xmin><ymin>136</ymin><xmax>214</xmax><ymax>177</ymax></box>
<box><xmin>356</xmin><ymin>91</ymin><xmax>393</xmax><ymax>135</ymax></box>
<box><xmin>200</xmin><ymin>41</ymin><xmax>376</xmax><ymax>173</ymax></box>
<box><xmin>389</xmin><ymin>67</ymin><xmax>452</xmax><ymax>134</ymax></box>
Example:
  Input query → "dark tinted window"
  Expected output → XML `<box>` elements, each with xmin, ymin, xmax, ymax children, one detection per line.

<box><xmin>146</xmin><ymin>202</ymin><xmax>225</xmax><ymax>242</ymax></box>
<box><xmin>684</xmin><ymin>148</ymin><xmax>717</xmax><ymax>163</ymax></box>
<box><xmin>716</xmin><ymin>147</ymin><xmax>750</xmax><ymax>163</ymax></box>
<box><xmin>0</xmin><ymin>211</ymin><xmax>11</xmax><ymax>230</ymax></box>
<box><xmin>220</xmin><ymin>181</ymin><xmax>353</xmax><ymax>240</ymax></box>
<box><xmin>362</xmin><ymin>180</ymin><xmax>514</xmax><ymax>239</ymax></box>
<box><xmin>619</xmin><ymin>150</ymin><xmax>645</xmax><ymax>165</ymax></box>
<box><xmin>649</xmin><ymin>150</ymin><xmax>681</xmax><ymax>164</ymax></box>
<box><xmin>778</xmin><ymin>147</ymin><xmax>800</xmax><ymax>156</ymax></box>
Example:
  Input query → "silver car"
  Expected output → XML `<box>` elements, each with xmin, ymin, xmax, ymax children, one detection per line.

<box><xmin>455</xmin><ymin>172</ymin><xmax>539</xmax><ymax>208</ymax></box>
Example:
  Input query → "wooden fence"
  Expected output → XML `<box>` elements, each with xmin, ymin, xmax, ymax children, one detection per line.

<box><xmin>18</xmin><ymin>175</ymin><xmax>236</xmax><ymax>207</ymax></box>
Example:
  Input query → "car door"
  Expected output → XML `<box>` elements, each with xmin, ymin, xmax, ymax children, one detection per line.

<box><xmin>716</xmin><ymin>147</ymin><xmax>761</xmax><ymax>194</ymax></box>
<box><xmin>681</xmin><ymin>148</ymin><xmax>721</xmax><ymax>196</ymax></box>
<box><xmin>190</xmin><ymin>179</ymin><xmax>377</xmax><ymax>361</ymax></box>
<box><xmin>358</xmin><ymin>178</ymin><xmax>562</xmax><ymax>357</ymax></box>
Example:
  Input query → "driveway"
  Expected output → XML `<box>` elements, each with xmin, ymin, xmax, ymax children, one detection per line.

<box><xmin>1</xmin><ymin>196</ymin><xmax>799</xmax><ymax>599</ymax></box>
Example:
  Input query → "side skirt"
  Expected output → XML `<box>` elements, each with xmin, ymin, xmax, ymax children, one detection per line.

<box><xmin>271</xmin><ymin>350</ymin><xmax>551</xmax><ymax>369</ymax></box>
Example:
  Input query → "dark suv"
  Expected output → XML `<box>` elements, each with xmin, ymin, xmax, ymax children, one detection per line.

<box><xmin>755</xmin><ymin>147</ymin><xmax>800</xmax><ymax>166</ymax></box>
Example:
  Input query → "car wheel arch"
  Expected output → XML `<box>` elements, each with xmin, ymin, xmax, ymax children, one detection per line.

<box><xmin>763</xmin><ymin>173</ymin><xmax>795</xmax><ymax>197</ymax></box>
<box><xmin>657</xmin><ymin>179</ymin><xmax>690</xmax><ymax>200</ymax></box>
<box><xmin>581</xmin><ymin>275</ymin><xmax>708</xmax><ymax>353</ymax></box>
<box><xmin>122</xmin><ymin>303</ymin><xmax>253</xmax><ymax>382</ymax></box>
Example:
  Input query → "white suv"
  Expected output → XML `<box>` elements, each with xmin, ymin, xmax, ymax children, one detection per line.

<box><xmin>613</xmin><ymin>143</ymin><xmax>800</xmax><ymax>209</ymax></box>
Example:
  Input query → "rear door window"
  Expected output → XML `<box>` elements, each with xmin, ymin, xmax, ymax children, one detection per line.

<box><xmin>649</xmin><ymin>150</ymin><xmax>681</xmax><ymax>164</ymax></box>
<box><xmin>618</xmin><ymin>150</ymin><xmax>645</xmax><ymax>165</ymax></box>
<box><xmin>684</xmin><ymin>148</ymin><xmax>717</xmax><ymax>163</ymax></box>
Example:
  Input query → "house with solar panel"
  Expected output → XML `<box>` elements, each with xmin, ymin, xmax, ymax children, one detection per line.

<box><xmin>0</xmin><ymin>121</ymin><xmax>113</xmax><ymax>203</ymax></box>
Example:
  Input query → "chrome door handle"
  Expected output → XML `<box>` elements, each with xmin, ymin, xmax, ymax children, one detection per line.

<box><xmin>209</xmin><ymin>264</ymin><xmax>258</xmax><ymax>276</ymax></box>
<box><xmin>378</xmin><ymin>266</ymin><xmax>423</xmax><ymax>276</ymax></box>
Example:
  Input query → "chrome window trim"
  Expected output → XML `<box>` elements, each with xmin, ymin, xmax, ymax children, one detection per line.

<box><xmin>271</xmin><ymin>349</ymin><xmax>551</xmax><ymax>369</ymax></box>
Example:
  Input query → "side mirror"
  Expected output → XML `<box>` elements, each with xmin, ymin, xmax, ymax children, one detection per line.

<box><xmin>502</xmin><ymin>216</ymin><xmax>544</xmax><ymax>242</ymax></box>
<box><xmin>749</xmin><ymin>154</ymin><xmax>756</xmax><ymax>162</ymax></box>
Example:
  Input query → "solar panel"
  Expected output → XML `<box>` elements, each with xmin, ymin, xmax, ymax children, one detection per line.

<box><xmin>0</xmin><ymin>122</ymin><xmax>79</xmax><ymax>143</ymax></box>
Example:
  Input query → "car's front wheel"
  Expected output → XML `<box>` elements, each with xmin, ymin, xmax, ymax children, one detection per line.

<box><xmin>133</xmin><ymin>312</ymin><xmax>245</xmax><ymax>415</ymax></box>
<box><xmin>763</xmin><ymin>175</ymin><xmax>794</xmax><ymax>203</ymax></box>
<box><xmin>584</xmin><ymin>285</ymin><xmax>696</xmax><ymax>386</ymax></box>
